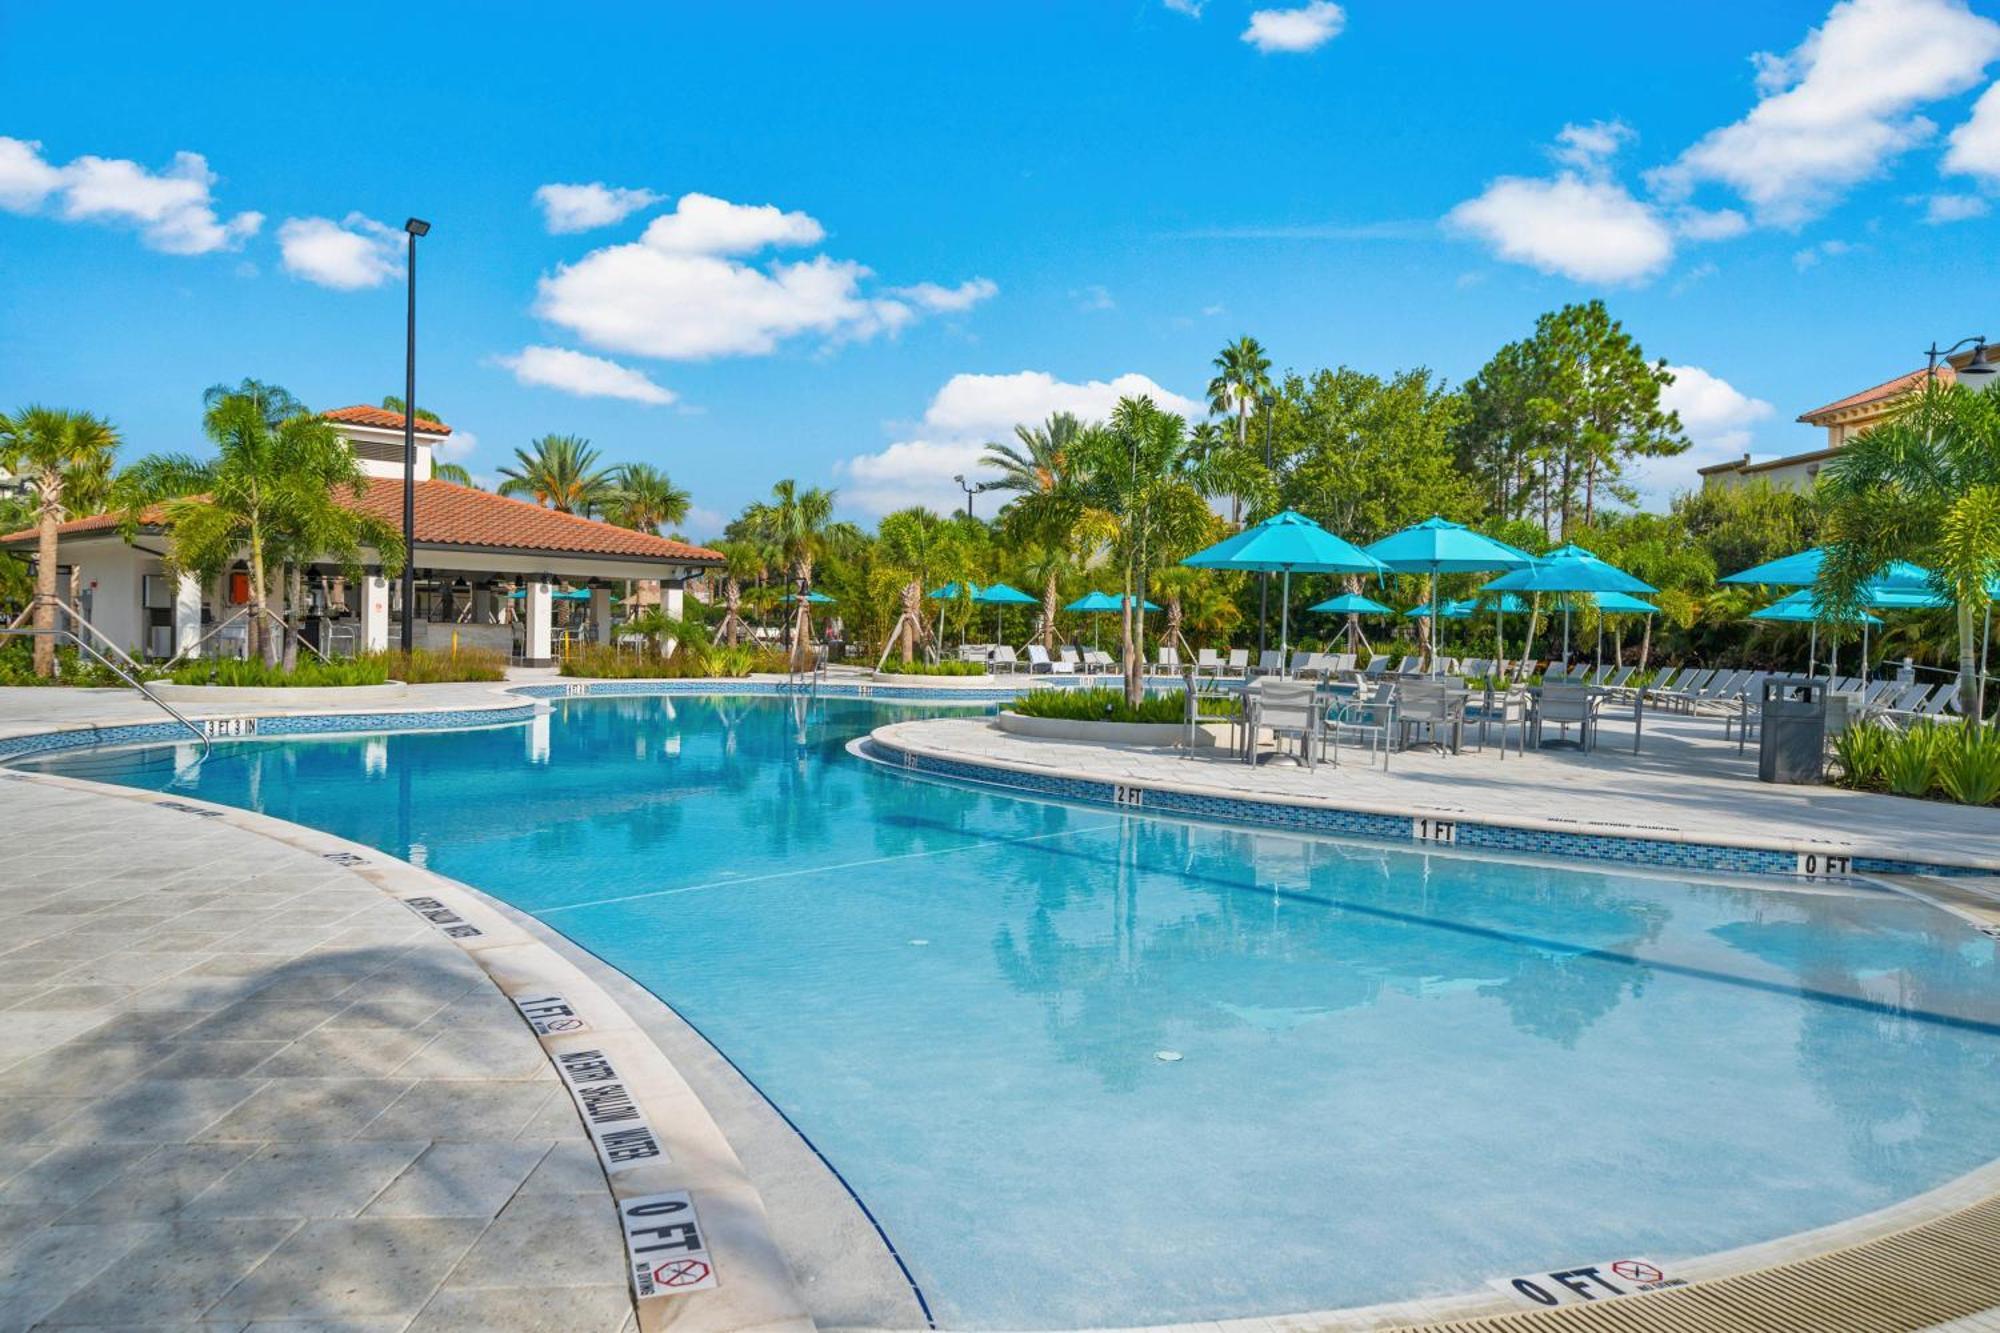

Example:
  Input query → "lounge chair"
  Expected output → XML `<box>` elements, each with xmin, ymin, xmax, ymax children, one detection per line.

<box><xmin>1024</xmin><ymin>644</ymin><xmax>1070</xmax><ymax>674</ymax></box>
<box><xmin>988</xmin><ymin>645</ymin><xmax>1019</xmax><ymax>673</ymax></box>
<box><xmin>1290</xmin><ymin>649</ymin><xmax>1319</xmax><ymax>678</ymax></box>
<box><xmin>1082</xmin><ymin>648</ymin><xmax>1116</xmax><ymax>673</ymax></box>
<box><xmin>1328</xmin><ymin>652</ymin><xmax>1358</xmax><ymax>678</ymax></box>
<box><xmin>1156</xmin><ymin>645</ymin><xmax>1182</xmax><ymax>674</ymax></box>
<box><xmin>1060</xmin><ymin>646</ymin><xmax>1087</xmax><ymax>673</ymax></box>
<box><xmin>1196</xmin><ymin>647</ymin><xmax>1225</xmax><ymax>679</ymax></box>
<box><xmin>1226</xmin><ymin>648</ymin><xmax>1251</xmax><ymax>678</ymax></box>
<box><xmin>1244</xmin><ymin>678</ymin><xmax>1324</xmax><ymax>767</ymax></box>
<box><xmin>1249</xmin><ymin>649</ymin><xmax>1286</xmax><ymax>678</ymax></box>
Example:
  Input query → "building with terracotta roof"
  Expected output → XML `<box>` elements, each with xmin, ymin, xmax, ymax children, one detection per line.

<box><xmin>1700</xmin><ymin>345</ymin><xmax>1994</xmax><ymax>492</ymax></box>
<box><xmin>0</xmin><ymin>406</ymin><xmax>721</xmax><ymax>666</ymax></box>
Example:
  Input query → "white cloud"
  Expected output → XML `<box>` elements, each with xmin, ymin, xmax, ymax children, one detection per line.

<box><xmin>1552</xmin><ymin>119</ymin><xmax>1635</xmax><ymax>171</ymax></box>
<box><xmin>1241</xmin><ymin>1</ymin><xmax>1345</xmax><ymax>54</ymax></box>
<box><xmin>1071</xmin><ymin>284</ymin><xmax>1116</xmax><ymax>312</ymax></box>
<box><xmin>1673</xmin><ymin>206</ymin><xmax>1751</xmax><ymax>240</ymax></box>
<box><xmin>1944</xmin><ymin>80</ymin><xmax>2000</xmax><ymax>180</ymax></box>
<box><xmin>534</xmin><ymin>191</ymin><xmax>984</xmax><ymax>360</ymax></box>
<box><xmin>1792</xmin><ymin>237</ymin><xmax>1856</xmax><ymax>269</ymax></box>
<box><xmin>1164</xmin><ymin>0</ymin><xmax>1204</xmax><ymax>14</ymax></box>
<box><xmin>496</xmin><ymin>345</ymin><xmax>676</xmax><ymax>405</ymax></box>
<box><xmin>0</xmin><ymin>137</ymin><xmax>63</xmax><ymax>212</ymax></box>
<box><xmin>1445</xmin><ymin>173</ymin><xmax>1674</xmax><ymax>284</ymax></box>
<box><xmin>533</xmin><ymin>182</ymin><xmax>662</xmax><ymax>234</ymax></box>
<box><xmin>0</xmin><ymin>138</ymin><xmax>262</xmax><ymax>254</ymax></box>
<box><xmin>682</xmin><ymin>505</ymin><xmax>728</xmax><ymax>541</ymax></box>
<box><xmin>840</xmin><ymin>370</ymin><xmax>1204</xmax><ymax>516</ymax></box>
<box><xmin>1923</xmin><ymin>191</ymin><xmax>1991</xmax><ymax>221</ymax></box>
<box><xmin>1636</xmin><ymin>364</ymin><xmax>1776</xmax><ymax>501</ymax></box>
<box><xmin>1650</xmin><ymin>0</ymin><xmax>2000</xmax><ymax>226</ymax></box>
<box><xmin>434</xmin><ymin>426</ymin><xmax>477</xmax><ymax>464</ymax></box>
<box><xmin>277</xmin><ymin>213</ymin><xmax>402</xmax><ymax>289</ymax></box>
<box><xmin>638</xmin><ymin>192</ymin><xmax>823</xmax><ymax>255</ymax></box>
<box><xmin>888</xmin><ymin>277</ymin><xmax>999</xmax><ymax>313</ymax></box>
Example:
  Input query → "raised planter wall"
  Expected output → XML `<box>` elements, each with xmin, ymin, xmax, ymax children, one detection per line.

<box><xmin>994</xmin><ymin>710</ymin><xmax>1212</xmax><ymax>747</ymax></box>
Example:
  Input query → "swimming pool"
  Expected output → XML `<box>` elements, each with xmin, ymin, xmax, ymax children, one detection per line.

<box><xmin>36</xmin><ymin>694</ymin><xmax>2000</xmax><ymax>1328</ymax></box>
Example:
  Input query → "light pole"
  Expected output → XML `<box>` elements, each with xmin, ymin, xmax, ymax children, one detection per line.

<box><xmin>399</xmin><ymin>217</ymin><xmax>431</xmax><ymax>652</ymax></box>
<box><xmin>1927</xmin><ymin>335</ymin><xmax>1996</xmax><ymax>389</ymax></box>
<box><xmin>952</xmin><ymin>473</ymin><xmax>980</xmax><ymax>520</ymax></box>
<box><xmin>1257</xmin><ymin>395</ymin><xmax>1274</xmax><ymax>655</ymax></box>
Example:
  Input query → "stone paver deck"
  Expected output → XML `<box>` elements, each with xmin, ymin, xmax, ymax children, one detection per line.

<box><xmin>871</xmin><ymin>709</ymin><xmax>2000</xmax><ymax>869</ymax></box>
<box><xmin>0</xmin><ymin>775</ymin><xmax>636</xmax><ymax>1332</ymax></box>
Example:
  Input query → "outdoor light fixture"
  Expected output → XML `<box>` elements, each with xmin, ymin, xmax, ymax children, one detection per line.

<box><xmin>1926</xmin><ymin>334</ymin><xmax>1995</xmax><ymax>393</ymax></box>
<box><xmin>953</xmin><ymin>473</ymin><xmax>980</xmax><ymax>520</ymax></box>
<box><xmin>399</xmin><ymin>218</ymin><xmax>431</xmax><ymax>651</ymax></box>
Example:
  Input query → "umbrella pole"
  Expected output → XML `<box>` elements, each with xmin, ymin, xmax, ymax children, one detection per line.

<box><xmin>1280</xmin><ymin>570</ymin><xmax>1291</xmax><ymax>662</ymax></box>
<box><xmin>1562</xmin><ymin>608</ymin><xmax>1571</xmax><ymax>665</ymax></box>
<box><xmin>1982</xmin><ymin>604</ymin><xmax>1992</xmax><ymax>723</ymax></box>
<box><xmin>1809</xmin><ymin>623</ymin><xmax>1817</xmax><ymax>678</ymax></box>
<box><xmin>1429</xmin><ymin>569</ymin><xmax>1439</xmax><ymax>676</ymax></box>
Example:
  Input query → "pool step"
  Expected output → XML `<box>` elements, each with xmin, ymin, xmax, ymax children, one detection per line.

<box><xmin>1399</xmin><ymin>1191</ymin><xmax>2000</xmax><ymax>1331</ymax></box>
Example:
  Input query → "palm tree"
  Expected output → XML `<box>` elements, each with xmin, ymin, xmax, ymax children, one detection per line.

<box><xmin>1206</xmin><ymin>335</ymin><xmax>1272</xmax><ymax>523</ymax></box>
<box><xmin>1075</xmin><ymin>398</ymin><xmax>1229</xmax><ymax>705</ymax></box>
<box><xmin>605</xmin><ymin>463</ymin><xmax>691</xmax><ymax>534</ymax></box>
<box><xmin>380</xmin><ymin>395</ymin><xmax>442</xmax><ymax>424</ymax></box>
<box><xmin>146</xmin><ymin>395</ymin><xmax>403</xmax><ymax>665</ymax></box>
<box><xmin>1819</xmin><ymin>379</ymin><xmax>2000</xmax><ymax>715</ymax></box>
<box><xmin>708</xmin><ymin>539</ymin><xmax>765</xmax><ymax>646</ymax></box>
<box><xmin>497</xmin><ymin>434</ymin><xmax>615</xmax><ymax>514</ymax></box>
<box><xmin>743</xmin><ymin>479</ymin><xmax>848</xmax><ymax>668</ymax></box>
<box><xmin>982</xmin><ymin>412</ymin><xmax>1090</xmax><ymax>650</ymax></box>
<box><xmin>875</xmin><ymin>507</ymin><xmax>965</xmax><ymax>662</ymax></box>
<box><xmin>432</xmin><ymin>461</ymin><xmax>476</xmax><ymax>486</ymax></box>
<box><xmin>204</xmin><ymin>379</ymin><xmax>303</xmax><ymax>430</ymax></box>
<box><xmin>0</xmin><ymin>406</ymin><xmax>121</xmax><ymax>676</ymax></box>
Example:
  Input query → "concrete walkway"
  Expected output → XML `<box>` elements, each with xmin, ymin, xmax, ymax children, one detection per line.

<box><xmin>0</xmin><ymin>776</ymin><xmax>637</xmax><ymax>1332</ymax></box>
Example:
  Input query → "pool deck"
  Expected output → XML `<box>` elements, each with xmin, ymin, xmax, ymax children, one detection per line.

<box><xmin>6</xmin><ymin>676</ymin><xmax>2000</xmax><ymax>1332</ymax></box>
<box><xmin>866</xmin><ymin>708</ymin><xmax>2000</xmax><ymax>873</ymax></box>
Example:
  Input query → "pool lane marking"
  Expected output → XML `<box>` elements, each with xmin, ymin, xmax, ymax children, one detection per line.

<box><xmin>538</xmin><ymin>820</ymin><xmax>1127</xmax><ymax>915</ymax></box>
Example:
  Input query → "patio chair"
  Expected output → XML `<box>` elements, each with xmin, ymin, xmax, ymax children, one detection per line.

<box><xmin>1226</xmin><ymin>648</ymin><xmax>1251</xmax><ymax>677</ymax></box>
<box><xmin>1479</xmin><ymin>682</ymin><xmax>1530</xmax><ymax>759</ymax></box>
<box><xmin>1326</xmin><ymin>680</ymin><xmax>1395</xmax><ymax>768</ymax></box>
<box><xmin>1290</xmin><ymin>649</ymin><xmax>1319</xmax><ymax>678</ymax></box>
<box><xmin>1328</xmin><ymin>652</ymin><xmax>1358</xmax><ymax>679</ymax></box>
<box><xmin>1245</xmin><ymin>678</ymin><xmax>1324</xmax><ymax>768</ymax></box>
<box><xmin>1363</xmin><ymin>655</ymin><xmax>1391</xmax><ymax>678</ymax></box>
<box><xmin>1250</xmin><ymin>649</ymin><xmax>1286</xmax><ymax>678</ymax></box>
<box><xmin>1394</xmin><ymin>680</ymin><xmax>1469</xmax><ymax>753</ymax></box>
<box><xmin>1025</xmin><ymin>644</ymin><xmax>1071</xmax><ymax>674</ymax></box>
<box><xmin>988</xmin><ymin>645</ymin><xmax>1019</xmax><ymax>673</ymax></box>
<box><xmin>1196</xmin><ymin>647</ymin><xmax>1225</xmax><ymax>679</ymax></box>
<box><xmin>1531</xmin><ymin>681</ymin><xmax>1603</xmax><ymax>751</ymax></box>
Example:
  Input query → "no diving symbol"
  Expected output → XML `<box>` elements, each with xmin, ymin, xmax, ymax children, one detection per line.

<box><xmin>654</xmin><ymin>1259</ymin><xmax>710</xmax><ymax>1289</ymax></box>
<box><xmin>1611</xmin><ymin>1260</ymin><xmax>1663</xmax><ymax>1285</ymax></box>
<box><xmin>542</xmin><ymin>1017</ymin><xmax>585</xmax><ymax>1033</ymax></box>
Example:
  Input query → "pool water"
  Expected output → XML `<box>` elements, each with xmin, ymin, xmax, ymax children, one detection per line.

<box><xmin>39</xmin><ymin>695</ymin><xmax>2000</xmax><ymax>1329</ymax></box>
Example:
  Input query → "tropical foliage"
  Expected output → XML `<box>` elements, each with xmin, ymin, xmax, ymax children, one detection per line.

<box><xmin>0</xmin><ymin>406</ymin><xmax>121</xmax><ymax>675</ymax></box>
<box><xmin>1833</xmin><ymin>722</ymin><xmax>2000</xmax><ymax>806</ymax></box>
<box><xmin>497</xmin><ymin>434</ymin><xmax>616</xmax><ymax>514</ymax></box>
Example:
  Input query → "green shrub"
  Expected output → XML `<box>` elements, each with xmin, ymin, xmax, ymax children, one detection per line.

<box><xmin>0</xmin><ymin>639</ymin><xmax>156</xmax><ymax>687</ymax></box>
<box><xmin>169</xmin><ymin>656</ymin><xmax>391</xmax><ymax>687</ymax></box>
<box><xmin>876</xmin><ymin>658</ymin><xmax>987</xmax><ymax>677</ymax></box>
<box><xmin>1831</xmin><ymin>725</ymin><xmax>1888</xmax><ymax>791</ymax></box>
<box><xmin>560</xmin><ymin>639</ymin><xmax>785</xmax><ymax>679</ymax></box>
<box><xmin>369</xmin><ymin>648</ymin><xmax>507</xmax><ymax>683</ymax></box>
<box><xmin>1011</xmin><ymin>687</ymin><xmax>1189</xmax><ymax>724</ymax></box>
<box><xmin>1937</xmin><ymin>726</ymin><xmax>2000</xmax><ymax>806</ymax></box>
<box><xmin>1882</xmin><ymin>724</ymin><xmax>1948</xmax><ymax>798</ymax></box>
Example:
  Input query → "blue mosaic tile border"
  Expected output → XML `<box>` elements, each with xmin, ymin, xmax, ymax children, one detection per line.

<box><xmin>861</xmin><ymin>737</ymin><xmax>1990</xmax><ymax>881</ymax></box>
<box><xmin>0</xmin><ymin>703</ymin><xmax>540</xmax><ymax>765</ymax></box>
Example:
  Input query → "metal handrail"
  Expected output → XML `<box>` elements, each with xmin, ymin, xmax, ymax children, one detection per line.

<box><xmin>0</xmin><ymin>625</ymin><xmax>211</xmax><ymax>760</ymax></box>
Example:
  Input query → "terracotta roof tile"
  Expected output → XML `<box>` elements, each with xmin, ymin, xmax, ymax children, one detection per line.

<box><xmin>1</xmin><ymin>477</ymin><xmax>722</xmax><ymax>565</ymax></box>
<box><xmin>323</xmin><ymin>405</ymin><xmax>454</xmax><ymax>435</ymax></box>
<box><xmin>1797</xmin><ymin>366</ymin><xmax>1951</xmax><ymax>423</ymax></box>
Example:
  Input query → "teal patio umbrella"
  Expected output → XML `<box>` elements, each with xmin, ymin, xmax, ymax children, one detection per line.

<box><xmin>973</xmin><ymin>582</ymin><xmax>1037</xmax><ymax>641</ymax></box>
<box><xmin>1308</xmin><ymin>591</ymin><xmax>1394</xmax><ymax>653</ymax></box>
<box><xmin>1483</xmin><ymin>544</ymin><xmax>1656</xmax><ymax>664</ymax></box>
<box><xmin>785</xmin><ymin>590</ymin><xmax>835</xmax><ymax>604</ymax></box>
<box><xmin>1065</xmin><ymin>591</ymin><xmax>1160</xmax><ymax>648</ymax></box>
<box><xmin>1184</xmin><ymin>510</ymin><xmax>1385</xmax><ymax>658</ymax></box>
<box><xmin>1721</xmin><ymin>548</ymin><xmax>1933</xmax><ymax>590</ymax></box>
<box><xmin>1752</xmin><ymin>589</ymin><xmax>1882</xmax><ymax>678</ymax></box>
<box><xmin>928</xmin><ymin>581</ymin><xmax>979</xmax><ymax>645</ymax></box>
<box><xmin>1470</xmin><ymin>590</ymin><xmax>1531</xmax><ymax>667</ymax></box>
<box><xmin>1362</xmin><ymin>517</ymin><xmax>1533</xmax><ymax>673</ymax></box>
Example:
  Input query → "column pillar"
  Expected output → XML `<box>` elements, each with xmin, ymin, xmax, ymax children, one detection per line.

<box><xmin>361</xmin><ymin>574</ymin><xmax>391</xmax><ymax>652</ymax></box>
<box><xmin>472</xmin><ymin>584</ymin><xmax>496</xmax><ymax>624</ymax></box>
<box><xmin>173</xmin><ymin>573</ymin><xmax>204</xmax><ymax>658</ymax></box>
<box><xmin>523</xmin><ymin>579</ymin><xmax>553</xmax><ymax>665</ymax></box>
<box><xmin>661</xmin><ymin>581</ymin><xmax>685</xmax><ymax>657</ymax></box>
<box><xmin>590</xmin><ymin>586</ymin><xmax>613</xmax><ymax>645</ymax></box>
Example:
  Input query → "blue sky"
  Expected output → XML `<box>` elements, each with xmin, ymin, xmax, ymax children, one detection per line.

<box><xmin>4</xmin><ymin>0</ymin><xmax>1998</xmax><ymax>537</ymax></box>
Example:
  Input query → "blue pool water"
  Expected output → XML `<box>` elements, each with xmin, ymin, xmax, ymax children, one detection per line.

<box><xmin>36</xmin><ymin>695</ymin><xmax>2000</xmax><ymax>1328</ymax></box>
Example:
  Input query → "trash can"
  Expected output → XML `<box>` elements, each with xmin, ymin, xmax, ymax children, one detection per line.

<box><xmin>1759</xmin><ymin>675</ymin><xmax>1829</xmax><ymax>784</ymax></box>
